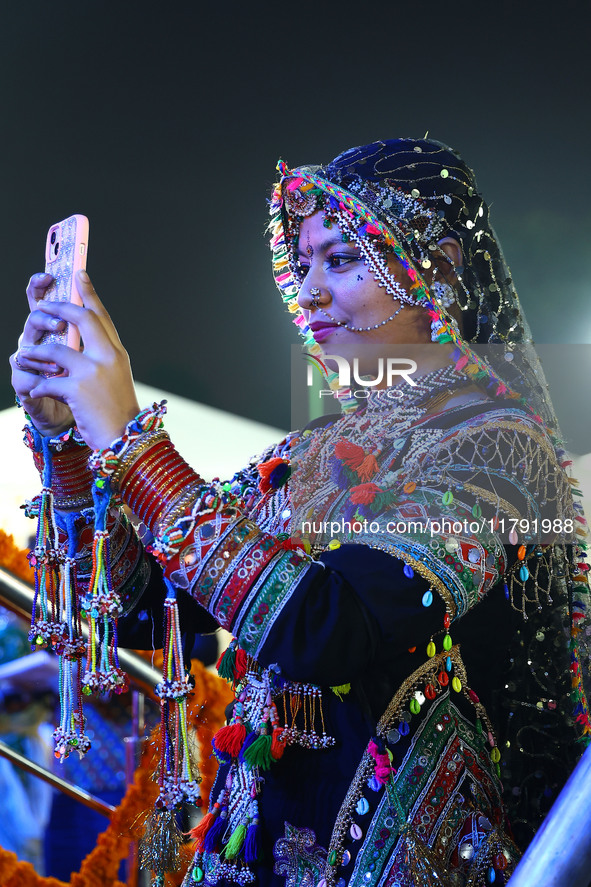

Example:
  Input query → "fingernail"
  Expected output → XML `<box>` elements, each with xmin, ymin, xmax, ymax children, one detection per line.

<box><xmin>79</xmin><ymin>270</ymin><xmax>90</xmax><ymax>282</ymax></box>
<box><xmin>50</xmin><ymin>318</ymin><xmax>64</xmax><ymax>328</ymax></box>
<box><xmin>34</xmin><ymin>272</ymin><xmax>51</xmax><ymax>282</ymax></box>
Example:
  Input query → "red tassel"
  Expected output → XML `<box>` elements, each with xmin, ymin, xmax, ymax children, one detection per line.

<box><xmin>334</xmin><ymin>439</ymin><xmax>366</xmax><ymax>471</ymax></box>
<box><xmin>271</xmin><ymin>726</ymin><xmax>287</xmax><ymax>760</ymax></box>
<box><xmin>234</xmin><ymin>647</ymin><xmax>248</xmax><ymax>682</ymax></box>
<box><xmin>257</xmin><ymin>457</ymin><xmax>288</xmax><ymax>493</ymax></box>
<box><xmin>213</xmin><ymin>723</ymin><xmax>247</xmax><ymax>758</ymax></box>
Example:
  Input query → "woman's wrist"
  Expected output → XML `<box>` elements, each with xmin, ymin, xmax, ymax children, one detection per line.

<box><xmin>88</xmin><ymin>402</ymin><xmax>204</xmax><ymax>534</ymax></box>
<box><xmin>24</xmin><ymin>422</ymin><xmax>94</xmax><ymax>511</ymax></box>
<box><xmin>120</xmin><ymin>437</ymin><xmax>203</xmax><ymax>530</ymax></box>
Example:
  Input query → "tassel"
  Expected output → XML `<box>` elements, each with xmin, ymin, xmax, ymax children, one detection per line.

<box><xmin>244</xmin><ymin>819</ymin><xmax>261</xmax><ymax>864</ymax></box>
<box><xmin>138</xmin><ymin>808</ymin><xmax>182</xmax><ymax>874</ymax></box>
<box><xmin>217</xmin><ymin>642</ymin><xmax>237</xmax><ymax>681</ymax></box>
<box><xmin>271</xmin><ymin>726</ymin><xmax>287</xmax><ymax>760</ymax></box>
<box><xmin>189</xmin><ymin>803</ymin><xmax>219</xmax><ymax>848</ymax></box>
<box><xmin>212</xmin><ymin>723</ymin><xmax>247</xmax><ymax>758</ymax></box>
<box><xmin>400</xmin><ymin>827</ymin><xmax>449</xmax><ymax>884</ymax></box>
<box><xmin>368</xmin><ymin>737</ymin><xmax>394</xmax><ymax>785</ymax></box>
<box><xmin>223</xmin><ymin>823</ymin><xmax>247</xmax><ymax>860</ymax></box>
<box><xmin>203</xmin><ymin>808</ymin><xmax>228</xmax><ymax>852</ymax></box>
<box><xmin>153</xmin><ymin>579</ymin><xmax>201</xmax><ymax>808</ymax></box>
<box><xmin>234</xmin><ymin>647</ymin><xmax>248</xmax><ymax>682</ymax></box>
<box><xmin>243</xmin><ymin>733</ymin><xmax>274</xmax><ymax>770</ymax></box>
<box><xmin>331</xmin><ymin>683</ymin><xmax>351</xmax><ymax>699</ymax></box>
<box><xmin>239</xmin><ymin>730</ymin><xmax>259</xmax><ymax>762</ymax></box>
<box><xmin>356</xmin><ymin>454</ymin><xmax>379</xmax><ymax>482</ymax></box>
<box><xmin>258</xmin><ymin>457</ymin><xmax>290</xmax><ymax>494</ymax></box>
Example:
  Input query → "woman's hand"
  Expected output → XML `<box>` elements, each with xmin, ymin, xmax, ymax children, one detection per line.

<box><xmin>10</xmin><ymin>272</ymin><xmax>76</xmax><ymax>437</ymax></box>
<box><xmin>10</xmin><ymin>270</ymin><xmax>141</xmax><ymax>450</ymax></box>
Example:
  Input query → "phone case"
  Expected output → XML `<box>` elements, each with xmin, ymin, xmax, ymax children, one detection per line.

<box><xmin>41</xmin><ymin>213</ymin><xmax>89</xmax><ymax>351</ymax></box>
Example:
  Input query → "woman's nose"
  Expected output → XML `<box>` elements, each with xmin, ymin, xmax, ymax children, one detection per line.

<box><xmin>297</xmin><ymin>275</ymin><xmax>329</xmax><ymax>311</ymax></box>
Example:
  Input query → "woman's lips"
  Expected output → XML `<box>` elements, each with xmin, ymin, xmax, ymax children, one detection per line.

<box><xmin>310</xmin><ymin>322</ymin><xmax>340</xmax><ymax>343</ymax></box>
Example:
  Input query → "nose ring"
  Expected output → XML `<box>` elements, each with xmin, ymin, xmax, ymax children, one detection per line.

<box><xmin>310</xmin><ymin>287</ymin><xmax>321</xmax><ymax>308</ymax></box>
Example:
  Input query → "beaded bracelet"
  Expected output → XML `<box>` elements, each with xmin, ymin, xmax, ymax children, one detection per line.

<box><xmin>88</xmin><ymin>401</ymin><xmax>169</xmax><ymax>482</ymax></box>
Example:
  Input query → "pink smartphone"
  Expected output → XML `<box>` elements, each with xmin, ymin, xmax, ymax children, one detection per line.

<box><xmin>41</xmin><ymin>213</ymin><xmax>89</xmax><ymax>352</ymax></box>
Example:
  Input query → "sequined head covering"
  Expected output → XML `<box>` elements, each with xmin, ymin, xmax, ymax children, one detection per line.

<box><xmin>269</xmin><ymin>137</ymin><xmax>554</xmax><ymax>427</ymax></box>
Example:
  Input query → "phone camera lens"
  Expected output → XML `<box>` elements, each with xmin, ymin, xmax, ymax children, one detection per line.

<box><xmin>50</xmin><ymin>231</ymin><xmax>57</xmax><ymax>244</ymax></box>
<box><xmin>54</xmin><ymin>243</ymin><xmax>60</xmax><ymax>256</ymax></box>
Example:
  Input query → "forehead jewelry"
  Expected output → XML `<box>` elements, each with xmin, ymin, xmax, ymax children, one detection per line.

<box><xmin>310</xmin><ymin>287</ymin><xmax>321</xmax><ymax>308</ymax></box>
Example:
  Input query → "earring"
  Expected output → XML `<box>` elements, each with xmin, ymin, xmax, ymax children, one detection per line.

<box><xmin>431</xmin><ymin>279</ymin><xmax>456</xmax><ymax>309</ymax></box>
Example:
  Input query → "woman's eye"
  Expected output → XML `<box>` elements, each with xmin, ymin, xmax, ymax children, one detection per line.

<box><xmin>328</xmin><ymin>254</ymin><xmax>361</xmax><ymax>269</ymax></box>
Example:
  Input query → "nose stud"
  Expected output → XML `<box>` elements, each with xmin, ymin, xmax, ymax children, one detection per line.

<box><xmin>310</xmin><ymin>287</ymin><xmax>321</xmax><ymax>308</ymax></box>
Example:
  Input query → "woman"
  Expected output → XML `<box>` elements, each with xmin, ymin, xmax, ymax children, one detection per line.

<box><xmin>10</xmin><ymin>138</ymin><xmax>591</xmax><ymax>887</ymax></box>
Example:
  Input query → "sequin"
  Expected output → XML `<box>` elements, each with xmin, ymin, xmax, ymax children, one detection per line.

<box><xmin>440</xmin><ymin>169</ymin><xmax>449</xmax><ymax>178</ymax></box>
<box><xmin>387</xmin><ymin>728</ymin><xmax>401</xmax><ymax>744</ymax></box>
<box><xmin>411</xmin><ymin>188</ymin><xmax>420</xmax><ymax>198</ymax></box>
<box><xmin>459</xmin><ymin>842</ymin><xmax>474</xmax><ymax>861</ymax></box>
<box><xmin>445</xmin><ymin>537</ymin><xmax>459</xmax><ymax>553</ymax></box>
<box><xmin>468</xmin><ymin>548</ymin><xmax>480</xmax><ymax>563</ymax></box>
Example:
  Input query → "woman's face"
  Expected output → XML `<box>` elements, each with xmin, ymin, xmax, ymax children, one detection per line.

<box><xmin>296</xmin><ymin>211</ymin><xmax>432</xmax><ymax>365</ymax></box>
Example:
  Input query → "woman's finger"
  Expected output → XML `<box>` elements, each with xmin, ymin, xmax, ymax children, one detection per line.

<box><xmin>74</xmin><ymin>270</ymin><xmax>122</xmax><ymax>345</ymax></box>
<box><xmin>18</xmin><ymin>341</ymin><xmax>83</xmax><ymax>373</ymax></box>
<box><xmin>26</xmin><ymin>272</ymin><xmax>54</xmax><ymax>312</ymax></box>
<box><xmin>34</xmin><ymin>299</ymin><xmax>115</xmax><ymax>355</ymax></box>
<box><xmin>18</xmin><ymin>309</ymin><xmax>66</xmax><ymax>348</ymax></box>
<box><xmin>26</xmin><ymin>374</ymin><xmax>70</xmax><ymax>402</ymax></box>
<box><xmin>10</xmin><ymin>349</ymin><xmax>60</xmax><ymax>375</ymax></box>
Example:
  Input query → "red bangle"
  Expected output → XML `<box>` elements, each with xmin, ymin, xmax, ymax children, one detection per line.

<box><xmin>43</xmin><ymin>442</ymin><xmax>93</xmax><ymax>508</ymax></box>
<box><xmin>125</xmin><ymin>452</ymin><xmax>182</xmax><ymax>513</ymax></box>
<box><xmin>119</xmin><ymin>438</ymin><xmax>203</xmax><ymax>532</ymax></box>
<box><xmin>135</xmin><ymin>464</ymin><xmax>196</xmax><ymax>526</ymax></box>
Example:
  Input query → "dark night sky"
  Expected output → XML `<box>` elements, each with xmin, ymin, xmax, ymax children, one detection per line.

<box><xmin>2</xmin><ymin>2</ymin><xmax>591</xmax><ymax>449</ymax></box>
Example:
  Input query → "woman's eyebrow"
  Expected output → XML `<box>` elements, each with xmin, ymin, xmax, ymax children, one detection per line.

<box><xmin>296</xmin><ymin>237</ymin><xmax>358</xmax><ymax>256</ymax></box>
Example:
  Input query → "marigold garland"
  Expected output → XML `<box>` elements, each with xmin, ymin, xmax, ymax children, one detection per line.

<box><xmin>0</xmin><ymin>535</ymin><xmax>233</xmax><ymax>886</ymax></box>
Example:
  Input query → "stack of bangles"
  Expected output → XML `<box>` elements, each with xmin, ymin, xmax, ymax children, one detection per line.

<box><xmin>40</xmin><ymin>441</ymin><xmax>95</xmax><ymax>511</ymax></box>
<box><xmin>110</xmin><ymin>428</ymin><xmax>205</xmax><ymax>536</ymax></box>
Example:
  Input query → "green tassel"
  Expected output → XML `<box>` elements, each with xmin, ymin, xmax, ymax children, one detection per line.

<box><xmin>217</xmin><ymin>643</ymin><xmax>236</xmax><ymax>681</ymax></box>
<box><xmin>242</xmin><ymin>733</ymin><xmax>273</xmax><ymax>770</ymax></box>
<box><xmin>331</xmin><ymin>683</ymin><xmax>351</xmax><ymax>700</ymax></box>
<box><xmin>223</xmin><ymin>823</ymin><xmax>247</xmax><ymax>860</ymax></box>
